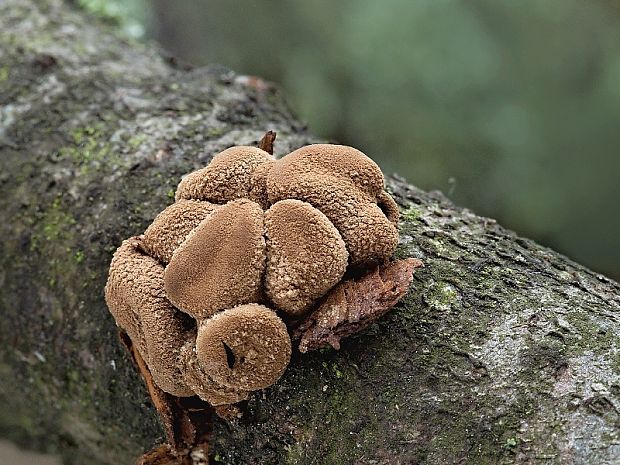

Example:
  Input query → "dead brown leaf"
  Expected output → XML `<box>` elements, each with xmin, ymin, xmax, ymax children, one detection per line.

<box><xmin>294</xmin><ymin>258</ymin><xmax>423</xmax><ymax>353</ymax></box>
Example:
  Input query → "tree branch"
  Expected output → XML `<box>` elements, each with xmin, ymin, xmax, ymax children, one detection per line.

<box><xmin>1</xmin><ymin>1</ymin><xmax>620</xmax><ymax>464</ymax></box>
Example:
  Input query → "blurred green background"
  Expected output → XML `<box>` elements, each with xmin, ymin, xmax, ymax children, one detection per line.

<box><xmin>80</xmin><ymin>0</ymin><xmax>620</xmax><ymax>279</ymax></box>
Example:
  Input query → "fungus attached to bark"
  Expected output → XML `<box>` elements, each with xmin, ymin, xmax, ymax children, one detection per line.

<box><xmin>105</xmin><ymin>136</ymin><xmax>412</xmax><ymax>435</ymax></box>
<box><xmin>164</xmin><ymin>199</ymin><xmax>266</xmax><ymax>319</ymax></box>
<box><xmin>195</xmin><ymin>304</ymin><xmax>291</xmax><ymax>391</ymax></box>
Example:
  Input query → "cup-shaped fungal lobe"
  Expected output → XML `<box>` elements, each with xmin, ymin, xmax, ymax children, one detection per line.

<box><xmin>142</xmin><ymin>199</ymin><xmax>219</xmax><ymax>264</ymax></box>
<box><xmin>266</xmin><ymin>144</ymin><xmax>399</xmax><ymax>266</ymax></box>
<box><xmin>164</xmin><ymin>199</ymin><xmax>266</xmax><ymax>319</ymax></box>
<box><xmin>175</xmin><ymin>146</ymin><xmax>274</xmax><ymax>204</ymax></box>
<box><xmin>195</xmin><ymin>304</ymin><xmax>291</xmax><ymax>391</ymax></box>
<box><xmin>264</xmin><ymin>199</ymin><xmax>348</xmax><ymax>315</ymax></box>
<box><xmin>105</xmin><ymin>237</ymin><xmax>194</xmax><ymax>397</ymax></box>
<box><xmin>179</xmin><ymin>341</ymin><xmax>249</xmax><ymax>406</ymax></box>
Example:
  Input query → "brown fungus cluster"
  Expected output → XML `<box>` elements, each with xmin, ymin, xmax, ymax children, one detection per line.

<box><xmin>105</xmin><ymin>143</ymin><xmax>400</xmax><ymax>406</ymax></box>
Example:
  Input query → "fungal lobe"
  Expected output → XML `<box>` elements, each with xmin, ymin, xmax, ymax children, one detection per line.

<box><xmin>105</xmin><ymin>237</ymin><xmax>193</xmax><ymax>396</ymax></box>
<box><xmin>164</xmin><ymin>199</ymin><xmax>265</xmax><ymax>319</ymax></box>
<box><xmin>142</xmin><ymin>199</ymin><xmax>218</xmax><ymax>264</ymax></box>
<box><xmin>269</xmin><ymin>144</ymin><xmax>386</xmax><ymax>196</ymax></box>
<box><xmin>175</xmin><ymin>145</ymin><xmax>274</xmax><ymax>205</ymax></box>
<box><xmin>195</xmin><ymin>304</ymin><xmax>292</xmax><ymax>391</ymax></box>
<box><xmin>264</xmin><ymin>199</ymin><xmax>348</xmax><ymax>315</ymax></box>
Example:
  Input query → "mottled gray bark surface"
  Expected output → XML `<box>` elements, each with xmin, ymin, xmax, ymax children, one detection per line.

<box><xmin>2</xmin><ymin>1</ymin><xmax>620</xmax><ymax>464</ymax></box>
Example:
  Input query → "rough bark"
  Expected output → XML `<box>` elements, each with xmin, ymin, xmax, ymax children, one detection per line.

<box><xmin>2</xmin><ymin>1</ymin><xmax>620</xmax><ymax>464</ymax></box>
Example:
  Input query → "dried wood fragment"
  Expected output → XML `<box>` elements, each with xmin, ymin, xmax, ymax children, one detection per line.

<box><xmin>119</xmin><ymin>332</ymin><xmax>213</xmax><ymax>465</ymax></box>
<box><xmin>135</xmin><ymin>445</ymin><xmax>188</xmax><ymax>465</ymax></box>
<box><xmin>294</xmin><ymin>258</ymin><xmax>423</xmax><ymax>353</ymax></box>
<box><xmin>258</xmin><ymin>130</ymin><xmax>276</xmax><ymax>155</ymax></box>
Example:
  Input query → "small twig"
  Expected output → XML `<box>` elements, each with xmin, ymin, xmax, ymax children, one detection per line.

<box><xmin>258</xmin><ymin>130</ymin><xmax>276</xmax><ymax>155</ymax></box>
